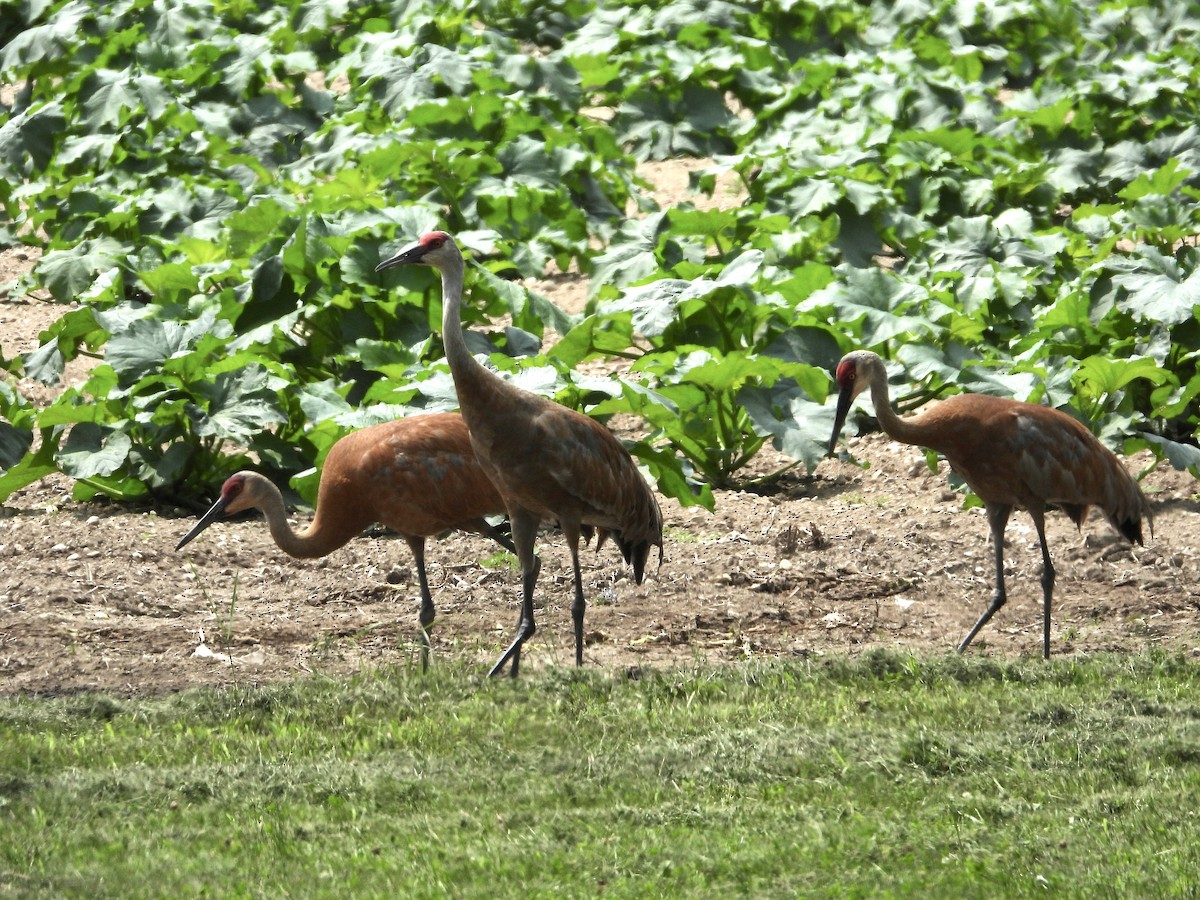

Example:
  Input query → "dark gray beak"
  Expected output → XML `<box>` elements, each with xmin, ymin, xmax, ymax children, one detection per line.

<box><xmin>375</xmin><ymin>240</ymin><xmax>427</xmax><ymax>272</ymax></box>
<box><xmin>176</xmin><ymin>495</ymin><xmax>232</xmax><ymax>551</ymax></box>
<box><xmin>828</xmin><ymin>386</ymin><xmax>855</xmax><ymax>455</ymax></box>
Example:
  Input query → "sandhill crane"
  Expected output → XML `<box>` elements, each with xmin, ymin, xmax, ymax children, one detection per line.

<box><xmin>375</xmin><ymin>231</ymin><xmax>664</xmax><ymax>677</ymax></box>
<box><xmin>828</xmin><ymin>349</ymin><xmax>1151</xmax><ymax>659</ymax></box>
<box><xmin>175</xmin><ymin>413</ymin><xmax>516</xmax><ymax>668</ymax></box>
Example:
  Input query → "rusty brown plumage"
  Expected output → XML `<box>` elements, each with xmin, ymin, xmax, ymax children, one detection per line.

<box><xmin>375</xmin><ymin>231</ymin><xmax>664</xmax><ymax>676</ymax></box>
<box><xmin>175</xmin><ymin>413</ymin><xmax>513</xmax><ymax>667</ymax></box>
<box><xmin>829</xmin><ymin>349</ymin><xmax>1152</xmax><ymax>659</ymax></box>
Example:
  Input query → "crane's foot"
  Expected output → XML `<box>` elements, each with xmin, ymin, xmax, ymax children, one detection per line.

<box><xmin>416</xmin><ymin>617</ymin><xmax>436</xmax><ymax>672</ymax></box>
<box><xmin>487</xmin><ymin>648</ymin><xmax>517</xmax><ymax>678</ymax></box>
<box><xmin>487</xmin><ymin>622</ymin><xmax>535</xmax><ymax>678</ymax></box>
<box><xmin>957</xmin><ymin>591</ymin><xmax>1006</xmax><ymax>655</ymax></box>
<box><xmin>1040</xmin><ymin>569</ymin><xmax>1055</xmax><ymax>661</ymax></box>
<box><xmin>572</xmin><ymin>611</ymin><xmax>585</xmax><ymax>668</ymax></box>
<box><xmin>418</xmin><ymin>606</ymin><xmax>435</xmax><ymax>673</ymax></box>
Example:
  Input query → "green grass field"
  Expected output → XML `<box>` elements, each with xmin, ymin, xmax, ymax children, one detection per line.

<box><xmin>3</xmin><ymin>652</ymin><xmax>1199</xmax><ymax>897</ymax></box>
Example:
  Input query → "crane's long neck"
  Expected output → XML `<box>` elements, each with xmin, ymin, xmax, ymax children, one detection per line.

<box><xmin>254</xmin><ymin>483</ymin><xmax>347</xmax><ymax>559</ymax></box>
<box><xmin>438</xmin><ymin>257</ymin><xmax>515</xmax><ymax>420</ymax></box>
<box><xmin>868</xmin><ymin>372</ymin><xmax>934</xmax><ymax>449</ymax></box>
<box><xmin>438</xmin><ymin>257</ymin><xmax>475</xmax><ymax>377</ymax></box>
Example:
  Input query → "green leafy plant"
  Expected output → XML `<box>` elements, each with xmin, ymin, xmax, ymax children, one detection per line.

<box><xmin>1</xmin><ymin>0</ymin><xmax>1197</xmax><ymax>509</ymax></box>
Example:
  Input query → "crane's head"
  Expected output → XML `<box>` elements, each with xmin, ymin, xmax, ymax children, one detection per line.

<box><xmin>375</xmin><ymin>230</ymin><xmax>460</xmax><ymax>272</ymax></box>
<box><xmin>828</xmin><ymin>350</ymin><xmax>882</xmax><ymax>456</ymax></box>
<box><xmin>175</xmin><ymin>472</ymin><xmax>259</xmax><ymax>550</ymax></box>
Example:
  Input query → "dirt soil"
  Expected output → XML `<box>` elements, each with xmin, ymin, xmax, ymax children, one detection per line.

<box><xmin>2</xmin><ymin>165</ymin><xmax>1199</xmax><ymax>698</ymax></box>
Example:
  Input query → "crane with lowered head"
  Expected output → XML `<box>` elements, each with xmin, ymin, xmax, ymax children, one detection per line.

<box><xmin>829</xmin><ymin>349</ymin><xmax>1151</xmax><ymax>659</ymax></box>
<box><xmin>176</xmin><ymin>412</ymin><xmax>518</xmax><ymax>669</ymax></box>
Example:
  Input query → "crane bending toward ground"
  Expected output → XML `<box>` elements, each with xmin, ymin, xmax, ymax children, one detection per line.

<box><xmin>374</xmin><ymin>231</ymin><xmax>663</xmax><ymax>677</ymax></box>
<box><xmin>175</xmin><ymin>413</ymin><xmax>516</xmax><ymax>669</ymax></box>
<box><xmin>828</xmin><ymin>349</ymin><xmax>1151</xmax><ymax>659</ymax></box>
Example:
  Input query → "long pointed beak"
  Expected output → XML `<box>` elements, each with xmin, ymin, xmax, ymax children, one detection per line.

<box><xmin>175</xmin><ymin>495</ymin><xmax>232</xmax><ymax>551</ymax></box>
<box><xmin>375</xmin><ymin>240</ymin><xmax>426</xmax><ymax>272</ymax></box>
<box><xmin>828</xmin><ymin>387</ymin><xmax>856</xmax><ymax>455</ymax></box>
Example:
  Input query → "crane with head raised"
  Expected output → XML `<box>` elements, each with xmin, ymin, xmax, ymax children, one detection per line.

<box><xmin>828</xmin><ymin>349</ymin><xmax>1151</xmax><ymax>659</ymax></box>
<box><xmin>176</xmin><ymin>412</ymin><xmax>516</xmax><ymax>668</ymax></box>
<box><xmin>374</xmin><ymin>231</ymin><xmax>664</xmax><ymax>677</ymax></box>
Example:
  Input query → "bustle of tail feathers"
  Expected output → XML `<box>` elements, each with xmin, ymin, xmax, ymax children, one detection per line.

<box><xmin>1115</xmin><ymin>477</ymin><xmax>1152</xmax><ymax>546</ymax></box>
<box><xmin>1095</xmin><ymin>501</ymin><xmax>1146</xmax><ymax>546</ymax></box>
<box><xmin>1118</xmin><ymin>515</ymin><xmax>1144</xmax><ymax>546</ymax></box>
<box><xmin>1114</xmin><ymin>458</ymin><xmax>1153</xmax><ymax>545</ymax></box>
<box><xmin>1059</xmin><ymin>503</ymin><xmax>1088</xmax><ymax>529</ymax></box>
<box><xmin>581</xmin><ymin>526</ymin><xmax>661</xmax><ymax>584</ymax></box>
<box><xmin>1105</xmin><ymin>497</ymin><xmax>1147</xmax><ymax>546</ymax></box>
<box><xmin>1060</xmin><ymin>479</ymin><xmax>1149</xmax><ymax>547</ymax></box>
<box><xmin>618</xmin><ymin>535</ymin><xmax>665</xmax><ymax>585</ymax></box>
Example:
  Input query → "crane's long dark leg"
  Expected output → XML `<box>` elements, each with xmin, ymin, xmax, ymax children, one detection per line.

<box><xmin>1028</xmin><ymin>507</ymin><xmax>1055</xmax><ymax>660</ymax></box>
<box><xmin>488</xmin><ymin>509</ymin><xmax>540</xmax><ymax>678</ymax></box>
<box><xmin>480</xmin><ymin>521</ymin><xmax>518</xmax><ymax>555</ymax></box>
<box><xmin>406</xmin><ymin>537</ymin><xmax>435</xmax><ymax>672</ymax></box>
<box><xmin>563</xmin><ymin>524</ymin><xmax>586</xmax><ymax>667</ymax></box>
<box><xmin>481</xmin><ymin>520</ymin><xmax>542</xmax><ymax>584</ymax></box>
<box><xmin>958</xmin><ymin>502</ymin><xmax>1012</xmax><ymax>655</ymax></box>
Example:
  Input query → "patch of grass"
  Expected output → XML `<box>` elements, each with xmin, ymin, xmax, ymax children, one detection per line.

<box><xmin>664</xmin><ymin>526</ymin><xmax>700</xmax><ymax>543</ymax></box>
<box><xmin>190</xmin><ymin>565</ymin><xmax>239</xmax><ymax>651</ymax></box>
<box><xmin>2</xmin><ymin>653</ymin><xmax>1200</xmax><ymax>896</ymax></box>
<box><xmin>662</xmin><ymin>527</ymin><xmax>727</xmax><ymax>544</ymax></box>
<box><xmin>481</xmin><ymin>551</ymin><xmax>520</xmax><ymax>570</ymax></box>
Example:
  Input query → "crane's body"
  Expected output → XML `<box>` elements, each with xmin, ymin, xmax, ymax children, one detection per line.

<box><xmin>829</xmin><ymin>349</ymin><xmax>1151</xmax><ymax>659</ymax></box>
<box><xmin>176</xmin><ymin>413</ymin><xmax>514</xmax><ymax>666</ymax></box>
<box><xmin>375</xmin><ymin>231</ymin><xmax>663</xmax><ymax>676</ymax></box>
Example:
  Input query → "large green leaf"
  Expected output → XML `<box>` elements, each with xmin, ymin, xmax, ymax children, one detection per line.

<box><xmin>36</xmin><ymin>238</ymin><xmax>128</xmax><ymax>302</ymax></box>
<box><xmin>0</xmin><ymin>435</ymin><xmax>58</xmax><ymax>501</ymax></box>
<box><xmin>801</xmin><ymin>267</ymin><xmax>933</xmax><ymax>345</ymax></box>
<box><xmin>191</xmin><ymin>366</ymin><xmax>288</xmax><ymax>443</ymax></box>
<box><xmin>0</xmin><ymin>421</ymin><xmax>33</xmax><ymax>469</ymax></box>
<box><xmin>552</xmin><ymin>312</ymin><xmax>635</xmax><ymax>367</ymax></box>
<box><xmin>588</xmin><ymin>215</ymin><xmax>667</xmax><ymax>298</ymax></box>
<box><xmin>1107</xmin><ymin>250</ymin><xmax>1200</xmax><ymax>327</ymax></box>
<box><xmin>0</xmin><ymin>3</ymin><xmax>86</xmax><ymax>70</ymax></box>
<box><xmin>104</xmin><ymin>314</ymin><xmax>229</xmax><ymax>386</ymax></box>
<box><xmin>82</xmin><ymin>68</ymin><xmax>145</xmax><ymax>127</ymax></box>
<box><xmin>0</xmin><ymin>101</ymin><xmax>66</xmax><ymax>176</ymax></box>
<box><xmin>1141</xmin><ymin>434</ymin><xmax>1200</xmax><ymax>478</ymax></box>
<box><xmin>58</xmin><ymin>423</ymin><xmax>133</xmax><ymax>478</ymax></box>
<box><xmin>471</xmin><ymin>263</ymin><xmax>579</xmax><ymax>338</ymax></box>
<box><xmin>740</xmin><ymin>381</ymin><xmax>835</xmax><ymax>475</ymax></box>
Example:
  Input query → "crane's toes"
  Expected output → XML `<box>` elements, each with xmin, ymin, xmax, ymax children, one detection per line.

<box><xmin>487</xmin><ymin>640</ymin><xmax>522</xmax><ymax>677</ymax></box>
<box><xmin>487</xmin><ymin>621</ymin><xmax>536</xmax><ymax>677</ymax></box>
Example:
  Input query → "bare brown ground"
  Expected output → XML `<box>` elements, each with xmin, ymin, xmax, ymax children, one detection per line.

<box><xmin>1</xmin><ymin>164</ymin><xmax>1198</xmax><ymax>697</ymax></box>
